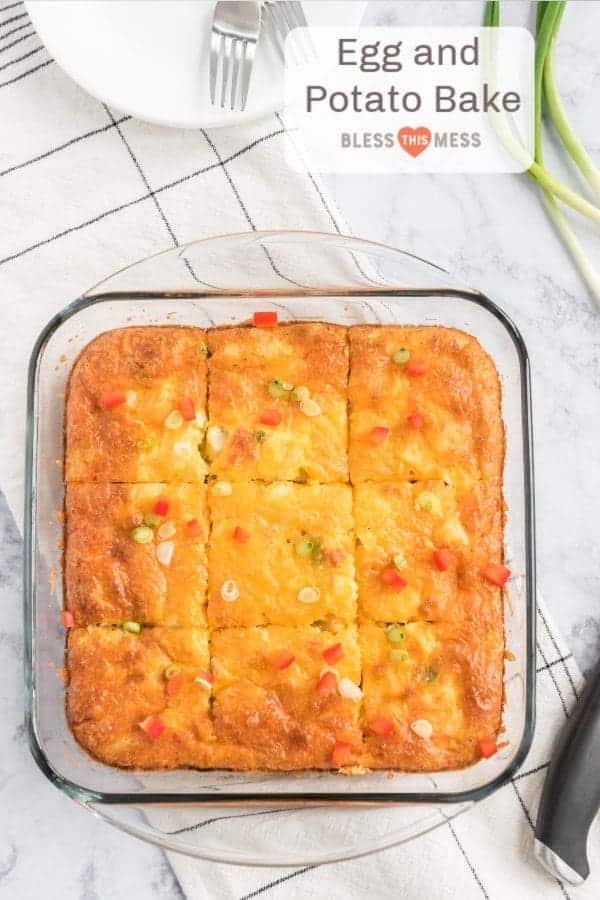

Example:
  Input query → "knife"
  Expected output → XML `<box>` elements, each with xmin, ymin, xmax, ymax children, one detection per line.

<box><xmin>534</xmin><ymin>654</ymin><xmax>600</xmax><ymax>884</ymax></box>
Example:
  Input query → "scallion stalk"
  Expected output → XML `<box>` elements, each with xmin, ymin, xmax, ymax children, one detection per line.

<box><xmin>542</xmin><ymin>9</ymin><xmax>600</xmax><ymax>202</ymax></box>
<box><xmin>483</xmin><ymin>0</ymin><xmax>600</xmax><ymax>308</ymax></box>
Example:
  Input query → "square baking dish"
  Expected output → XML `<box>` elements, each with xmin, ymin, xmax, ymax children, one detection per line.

<box><xmin>24</xmin><ymin>231</ymin><xmax>535</xmax><ymax>860</ymax></box>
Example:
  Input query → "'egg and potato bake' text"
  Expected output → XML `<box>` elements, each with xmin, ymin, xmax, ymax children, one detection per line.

<box><xmin>64</xmin><ymin>322</ymin><xmax>509</xmax><ymax>772</ymax></box>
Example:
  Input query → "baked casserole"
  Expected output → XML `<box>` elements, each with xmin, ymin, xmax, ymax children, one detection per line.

<box><xmin>64</xmin><ymin>322</ymin><xmax>508</xmax><ymax>772</ymax></box>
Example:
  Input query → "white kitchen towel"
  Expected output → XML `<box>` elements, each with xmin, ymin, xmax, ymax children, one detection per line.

<box><xmin>1</xmin><ymin>4</ymin><xmax>599</xmax><ymax>899</ymax></box>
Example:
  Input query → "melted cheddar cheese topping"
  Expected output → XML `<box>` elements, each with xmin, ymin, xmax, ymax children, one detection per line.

<box><xmin>65</xmin><ymin>324</ymin><xmax>505</xmax><ymax>773</ymax></box>
<box><xmin>211</xmin><ymin>625</ymin><xmax>362</xmax><ymax>769</ymax></box>
<box><xmin>354</xmin><ymin>480</ymin><xmax>503</xmax><ymax>623</ymax></box>
<box><xmin>360</xmin><ymin>621</ymin><xmax>504</xmax><ymax>770</ymax></box>
<box><xmin>208</xmin><ymin>481</ymin><xmax>356</xmax><ymax>627</ymax></box>
<box><xmin>207</xmin><ymin>324</ymin><xmax>348</xmax><ymax>482</ymax></box>
<box><xmin>65</xmin><ymin>483</ymin><xmax>208</xmax><ymax>626</ymax></box>
<box><xmin>67</xmin><ymin>626</ymin><xmax>214</xmax><ymax>769</ymax></box>
<box><xmin>66</xmin><ymin>327</ymin><xmax>208</xmax><ymax>482</ymax></box>
<box><xmin>348</xmin><ymin>326</ymin><xmax>503</xmax><ymax>488</ymax></box>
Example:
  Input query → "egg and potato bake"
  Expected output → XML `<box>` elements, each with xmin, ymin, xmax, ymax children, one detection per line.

<box><xmin>64</xmin><ymin>322</ymin><xmax>508</xmax><ymax>772</ymax></box>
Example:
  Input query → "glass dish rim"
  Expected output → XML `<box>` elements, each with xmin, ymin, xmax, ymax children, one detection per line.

<box><xmin>24</xmin><ymin>231</ymin><xmax>536</xmax><ymax>808</ymax></box>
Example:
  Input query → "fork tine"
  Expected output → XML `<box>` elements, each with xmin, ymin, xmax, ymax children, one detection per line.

<box><xmin>278</xmin><ymin>1</ymin><xmax>297</xmax><ymax>34</ymax></box>
<box><xmin>268</xmin><ymin>1</ymin><xmax>313</xmax><ymax>65</ymax></box>
<box><xmin>210</xmin><ymin>30</ymin><xmax>222</xmax><ymax>104</ymax></box>
<box><xmin>283</xmin><ymin>0</ymin><xmax>307</xmax><ymax>29</ymax></box>
<box><xmin>283</xmin><ymin>1</ymin><xmax>314</xmax><ymax>63</ymax></box>
<box><xmin>275</xmin><ymin>2</ymin><xmax>302</xmax><ymax>65</ymax></box>
<box><xmin>240</xmin><ymin>39</ymin><xmax>255</xmax><ymax>111</ymax></box>
<box><xmin>220</xmin><ymin>34</ymin><xmax>232</xmax><ymax>108</ymax></box>
<box><xmin>267</xmin><ymin>4</ymin><xmax>287</xmax><ymax>59</ymax></box>
<box><xmin>230</xmin><ymin>37</ymin><xmax>243</xmax><ymax>110</ymax></box>
<box><xmin>210</xmin><ymin>0</ymin><xmax>260</xmax><ymax>111</ymax></box>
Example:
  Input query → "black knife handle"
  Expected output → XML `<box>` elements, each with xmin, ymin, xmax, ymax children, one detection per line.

<box><xmin>534</xmin><ymin>655</ymin><xmax>600</xmax><ymax>884</ymax></box>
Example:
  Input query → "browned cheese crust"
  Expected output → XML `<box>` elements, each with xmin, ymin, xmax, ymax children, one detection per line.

<box><xmin>360</xmin><ymin>621</ymin><xmax>504</xmax><ymax>770</ymax></box>
<box><xmin>207</xmin><ymin>324</ymin><xmax>348</xmax><ymax>482</ymax></box>
<box><xmin>348</xmin><ymin>325</ymin><xmax>504</xmax><ymax>490</ymax></box>
<box><xmin>211</xmin><ymin>625</ymin><xmax>362</xmax><ymax>769</ymax></box>
<box><xmin>65</xmin><ymin>483</ymin><xmax>208</xmax><ymax>626</ymax></box>
<box><xmin>66</xmin><ymin>627</ymin><xmax>214</xmax><ymax>769</ymax></box>
<box><xmin>65</xmin><ymin>327</ymin><xmax>208</xmax><ymax>482</ymax></box>
<box><xmin>64</xmin><ymin>323</ymin><xmax>506</xmax><ymax>774</ymax></box>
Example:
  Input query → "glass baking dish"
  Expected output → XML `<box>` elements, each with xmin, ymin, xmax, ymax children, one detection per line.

<box><xmin>24</xmin><ymin>231</ymin><xmax>535</xmax><ymax>866</ymax></box>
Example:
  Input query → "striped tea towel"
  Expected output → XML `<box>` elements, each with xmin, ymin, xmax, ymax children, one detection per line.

<box><xmin>0</xmin><ymin>3</ymin><xmax>598</xmax><ymax>898</ymax></box>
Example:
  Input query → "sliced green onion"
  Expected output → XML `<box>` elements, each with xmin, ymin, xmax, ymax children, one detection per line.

<box><xmin>312</xmin><ymin>545</ymin><xmax>326</xmax><ymax>564</ymax></box>
<box><xmin>211</xmin><ymin>480</ymin><xmax>232</xmax><ymax>496</ymax></box>
<box><xmin>422</xmin><ymin>666</ymin><xmax>438</xmax><ymax>683</ymax></box>
<box><xmin>143</xmin><ymin>512</ymin><xmax>162</xmax><ymax>529</ymax></box>
<box><xmin>255</xmin><ymin>430</ymin><xmax>267</xmax><ymax>444</ymax></box>
<box><xmin>415</xmin><ymin>491</ymin><xmax>441</xmax><ymax>514</ymax></box>
<box><xmin>136</xmin><ymin>435</ymin><xmax>156</xmax><ymax>451</ymax></box>
<box><xmin>389</xmin><ymin>649</ymin><xmax>409</xmax><ymax>663</ymax></box>
<box><xmin>197</xmin><ymin>342</ymin><xmax>208</xmax><ymax>355</ymax></box>
<box><xmin>392</xmin><ymin>348</ymin><xmax>410</xmax><ymax>365</ymax></box>
<box><xmin>122</xmin><ymin>621</ymin><xmax>141</xmax><ymax>634</ymax></box>
<box><xmin>385</xmin><ymin>624</ymin><xmax>406</xmax><ymax>644</ymax></box>
<box><xmin>295</xmin><ymin>538</ymin><xmax>316</xmax><ymax>557</ymax></box>
<box><xmin>164</xmin><ymin>410</ymin><xmax>184</xmax><ymax>429</ymax></box>
<box><xmin>393</xmin><ymin>553</ymin><xmax>407</xmax><ymax>570</ymax></box>
<box><xmin>131</xmin><ymin>525</ymin><xmax>154</xmax><ymax>544</ymax></box>
<box><xmin>291</xmin><ymin>385</ymin><xmax>310</xmax><ymax>402</ymax></box>
<box><xmin>164</xmin><ymin>663</ymin><xmax>181</xmax><ymax>680</ymax></box>
<box><xmin>268</xmin><ymin>379</ymin><xmax>287</xmax><ymax>398</ymax></box>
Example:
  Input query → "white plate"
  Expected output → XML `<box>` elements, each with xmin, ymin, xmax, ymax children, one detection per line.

<box><xmin>25</xmin><ymin>0</ymin><xmax>366</xmax><ymax>129</ymax></box>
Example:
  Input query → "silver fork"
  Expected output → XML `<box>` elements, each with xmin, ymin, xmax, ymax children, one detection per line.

<box><xmin>264</xmin><ymin>0</ymin><xmax>314</xmax><ymax>64</ymax></box>
<box><xmin>210</xmin><ymin>1</ymin><xmax>262</xmax><ymax>111</ymax></box>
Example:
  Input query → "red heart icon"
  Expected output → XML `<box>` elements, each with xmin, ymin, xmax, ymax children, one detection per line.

<box><xmin>397</xmin><ymin>127</ymin><xmax>432</xmax><ymax>158</ymax></box>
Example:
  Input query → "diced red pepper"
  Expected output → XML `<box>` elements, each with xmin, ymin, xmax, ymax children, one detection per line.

<box><xmin>153</xmin><ymin>497</ymin><xmax>170</xmax><ymax>516</ymax></box>
<box><xmin>179</xmin><ymin>395</ymin><xmax>195</xmax><ymax>421</ymax></box>
<box><xmin>483</xmin><ymin>563</ymin><xmax>511</xmax><ymax>587</ymax></box>
<box><xmin>253</xmin><ymin>310</ymin><xmax>278</xmax><ymax>327</ymax></box>
<box><xmin>407</xmin><ymin>412</ymin><xmax>424</xmax><ymax>428</ymax></box>
<box><xmin>139</xmin><ymin>716</ymin><xmax>165</xmax><ymax>739</ymax></box>
<box><xmin>380</xmin><ymin>568</ymin><xmax>408</xmax><ymax>590</ymax></box>
<box><xmin>478</xmin><ymin>735</ymin><xmax>498</xmax><ymax>758</ymax></box>
<box><xmin>269</xmin><ymin>650</ymin><xmax>295</xmax><ymax>670</ymax></box>
<box><xmin>327</xmin><ymin>548</ymin><xmax>345</xmax><ymax>566</ymax></box>
<box><xmin>233</xmin><ymin>525</ymin><xmax>250</xmax><ymax>543</ymax></box>
<box><xmin>371</xmin><ymin>717</ymin><xmax>394</xmax><ymax>737</ymax></box>
<box><xmin>165</xmin><ymin>673</ymin><xmax>185</xmax><ymax>696</ymax></box>
<box><xmin>228</xmin><ymin>428</ymin><xmax>256</xmax><ymax>465</ymax></box>
<box><xmin>259</xmin><ymin>409</ymin><xmax>283</xmax><ymax>426</ymax></box>
<box><xmin>369</xmin><ymin>426</ymin><xmax>389</xmax><ymax>444</ymax></box>
<box><xmin>102</xmin><ymin>390</ymin><xmax>126</xmax><ymax>410</ymax></box>
<box><xmin>406</xmin><ymin>357</ymin><xmax>428</xmax><ymax>376</ymax></box>
<box><xmin>316</xmin><ymin>670</ymin><xmax>338</xmax><ymax>695</ymax></box>
<box><xmin>196</xmin><ymin>669</ymin><xmax>214</xmax><ymax>685</ymax></box>
<box><xmin>332</xmin><ymin>740</ymin><xmax>353</xmax><ymax>767</ymax></box>
<box><xmin>61</xmin><ymin>610</ymin><xmax>74</xmax><ymax>628</ymax></box>
<box><xmin>186</xmin><ymin>518</ymin><xmax>203</xmax><ymax>538</ymax></box>
<box><xmin>322</xmin><ymin>642</ymin><xmax>344</xmax><ymax>665</ymax></box>
<box><xmin>433</xmin><ymin>548</ymin><xmax>453</xmax><ymax>572</ymax></box>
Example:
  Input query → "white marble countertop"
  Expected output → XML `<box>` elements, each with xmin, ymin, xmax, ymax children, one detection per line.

<box><xmin>2</xmin><ymin>1</ymin><xmax>599</xmax><ymax>897</ymax></box>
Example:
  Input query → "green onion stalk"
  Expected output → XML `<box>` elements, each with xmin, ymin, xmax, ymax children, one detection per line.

<box><xmin>484</xmin><ymin>1</ymin><xmax>600</xmax><ymax>306</ymax></box>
